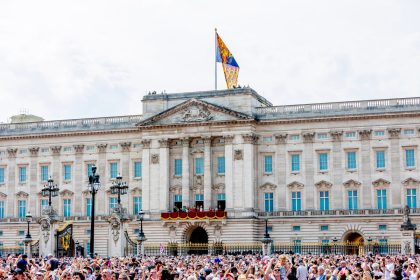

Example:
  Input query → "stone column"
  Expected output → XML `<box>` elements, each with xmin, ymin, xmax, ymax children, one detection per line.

<box><xmin>72</xmin><ymin>145</ymin><xmax>85</xmax><ymax>215</ymax></box>
<box><xmin>359</xmin><ymin>130</ymin><xmax>372</xmax><ymax>208</ymax></box>
<box><xmin>141</xmin><ymin>140</ymin><xmax>151</xmax><ymax>213</ymax></box>
<box><xmin>275</xmin><ymin>134</ymin><xmax>288</xmax><ymax>210</ymax></box>
<box><xmin>302</xmin><ymin>132</ymin><xmax>315</xmax><ymax>210</ymax></box>
<box><xmin>95</xmin><ymin>144</ymin><xmax>106</xmax><ymax>215</ymax></box>
<box><xmin>159</xmin><ymin>139</ymin><xmax>170</xmax><ymax>212</ymax></box>
<box><xmin>330</xmin><ymin>131</ymin><xmax>343</xmax><ymax>209</ymax></box>
<box><xmin>120</xmin><ymin>142</ymin><xmax>132</xmax><ymax>208</ymax></box>
<box><xmin>243</xmin><ymin>134</ymin><xmax>258</xmax><ymax>212</ymax></box>
<box><xmin>181</xmin><ymin>138</ymin><xmax>190</xmax><ymax>208</ymax></box>
<box><xmin>28</xmin><ymin>147</ymin><xmax>39</xmax><ymax>215</ymax></box>
<box><xmin>388</xmin><ymin>128</ymin><xmax>402</xmax><ymax>208</ymax></box>
<box><xmin>204</xmin><ymin>137</ymin><xmax>212</xmax><ymax>210</ymax></box>
<box><xmin>224</xmin><ymin>135</ymin><xmax>234</xmax><ymax>212</ymax></box>
<box><xmin>6</xmin><ymin>148</ymin><xmax>17</xmax><ymax>216</ymax></box>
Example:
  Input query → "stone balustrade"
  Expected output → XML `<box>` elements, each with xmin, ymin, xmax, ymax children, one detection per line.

<box><xmin>256</xmin><ymin>207</ymin><xmax>411</xmax><ymax>217</ymax></box>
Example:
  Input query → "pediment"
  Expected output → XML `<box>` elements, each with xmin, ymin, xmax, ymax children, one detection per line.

<box><xmin>402</xmin><ymin>177</ymin><xmax>420</xmax><ymax>187</ymax></box>
<box><xmin>16</xmin><ymin>191</ymin><xmax>29</xmax><ymax>198</ymax></box>
<box><xmin>372</xmin><ymin>178</ymin><xmax>390</xmax><ymax>187</ymax></box>
<box><xmin>59</xmin><ymin>189</ymin><xmax>74</xmax><ymax>196</ymax></box>
<box><xmin>137</xmin><ymin>98</ymin><xmax>254</xmax><ymax>127</ymax></box>
<box><xmin>315</xmin><ymin>180</ymin><xmax>332</xmax><ymax>189</ymax></box>
<box><xmin>0</xmin><ymin>192</ymin><xmax>7</xmax><ymax>198</ymax></box>
<box><xmin>343</xmin><ymin>179</ymin><xmax>361</xmax><ymax>188</ymax></box>
<box><xmin>260</xmin><ymin>182</ymin><xmax>277</xmax><ymax>191</ymax></box>
<box><xmin>287</xmin><ymin>181</ymin><xmax>304</xmax><ymax>189</ymax></box>
<box><xmin>130</xmin><ymin>187</ymin><xmax>142</xmax><ymax>194</ymax></box>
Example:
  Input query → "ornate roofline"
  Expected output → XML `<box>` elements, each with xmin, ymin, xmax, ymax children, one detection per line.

<box><xmin>136</xmin><ymin>98</ymin><xmax>255</xmax><ymax>128</ymax></box>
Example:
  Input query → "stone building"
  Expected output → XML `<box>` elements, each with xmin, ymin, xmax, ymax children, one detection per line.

<box><xmin>0</xmin><ymin>88</ymin><xmax>420</xmax><ymax>256</ymax></box>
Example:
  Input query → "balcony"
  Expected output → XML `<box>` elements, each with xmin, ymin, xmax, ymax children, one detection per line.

<box><xmin>161</xmin><ymin>210</ymin><xmax>226</xmax><ymax>220</ymax></box>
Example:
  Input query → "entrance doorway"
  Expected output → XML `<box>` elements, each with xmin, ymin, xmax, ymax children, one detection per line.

<box><xmin>186</xmin><ymin>226</ymin><xmax>208</xmax><ymax>254</ymax></box>
<box><xmin>343</xmin><ymin>231</ymin><xmax>364</xmax><ymax>255</ymax></box>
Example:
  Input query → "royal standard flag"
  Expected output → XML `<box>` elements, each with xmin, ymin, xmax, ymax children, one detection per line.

<box><xmin>216</xmin><ymin>32</ymin><xmax>239</xmax><ymax>89</ymax></box>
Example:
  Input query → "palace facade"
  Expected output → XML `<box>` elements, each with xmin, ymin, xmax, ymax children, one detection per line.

<box><xmin>1</xmin><ymin>88</ymin><xmax>420</xmax><ymax>256</ymax></box>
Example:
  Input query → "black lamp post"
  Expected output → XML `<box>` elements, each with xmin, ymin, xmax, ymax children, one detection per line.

<box><xmin>261</xmin><ymin>218</ymin><xmax>272</xmax><ymax>255</ymax></box>
<box><xmin>263</xmin><ymin>218</ymin><xmax>270</xmax><ymax>239</ymax></box>
<box><xmin>136</xmin><ymin>210</ymin><xmax>147</xmax><ymax>255</ymax></box>
<box><xmin>332</xmin><ymin>237</ymin><xmax>338</xmax><ymax>254</ymax></box>
<box><xmin>41</xmin><ymin>177</ymin><xmax>59</xmax><ymax>207</ymax></box>
<box><xmin>110</xmin><ymin>174</ymin><xmax>128</xmax><ymax>206</ymax></box>
<box><xmin>87</xmin><ymin>165</ymin><xmax>100</xmax><ymax>258</ymax></box>
<box><xmin>25</xmin><ymin>212</ymin><xmax>32</xmax><ymax>239</ymax></box>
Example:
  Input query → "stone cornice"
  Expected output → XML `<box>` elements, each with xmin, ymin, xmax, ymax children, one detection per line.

<box><xmin>259</xmin><ymin>182</ymin><xmax>277</xmax><ymax>191</ymax></box>
<box><xmin>372</xmin><ymin>178</ymin><xmax>391</xmax><ymax>188</ymax></box>
<box><xmin>343</xmin><ymin>179</ymin><xmax>361</xmax><ymax>188</ymax></box>
<box><xmin>402</xmin><ymin>177</ymin><xmax>420</xmax><ymax>187</ymax></box>
<box><xmin>287</xmin><ymin>181</ymin><xmax>304</xmax><ymax>189</ymax></box>
<box><xmin>315</xmin><ymin>180</ymin><xmax>333</xmax><ymax>189</ymax></box>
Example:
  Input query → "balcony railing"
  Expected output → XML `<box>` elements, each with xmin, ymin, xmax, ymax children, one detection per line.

<box><xmin>255</xmin><ymin>96</ymin><xmax>420</xmax><ymax>118</ymax></box>
<box><xmin>257</xmin><ymin>208</ymin><xmax>407</xmax><ymax>217</ymax></box>
<box><xmin>161</xmin><ymin>210</ymin><xmax>226</xmax><ymax>220</ymax></box>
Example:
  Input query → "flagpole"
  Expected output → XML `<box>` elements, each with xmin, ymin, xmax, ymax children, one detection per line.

<box><xmin>215</xmin><ymin>28</ymin><xmax>217</xmax><ymax>91</ymax></box>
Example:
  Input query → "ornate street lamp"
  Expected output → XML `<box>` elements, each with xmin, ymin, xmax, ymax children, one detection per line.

<box><xmin>41</xmin><ymin>177</ymin><xmax>59</xmax><ymax>208</ymax></box>
<box><xmin>332</xmin><ymin>237</ymin><xmax>338</xmax><ymax>254</ymax></box>
<box><xmin>87</xmin><ymin>165</ymin><xmax>100</xmax><ymax>258</ymax></box>
<box><xmin>24</xmin><ymin>212</ymin><xmax>32</xmax><ymax>256</ymax></box>
<box><xmin>110</xmin><ymin>174</ymin><xmax>128</xmax><ymax>206</ymax></box>
<box><xmin>136</xmin><ymin>210</ymin><xmax>147</xmax><ymax>255</ymax></box>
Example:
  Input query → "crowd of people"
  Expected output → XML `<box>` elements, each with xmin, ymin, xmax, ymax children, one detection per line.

<box><xmin>0</xmin><ymin>252</ymin><xmax>418</xmax><ymax>280</ymax></box>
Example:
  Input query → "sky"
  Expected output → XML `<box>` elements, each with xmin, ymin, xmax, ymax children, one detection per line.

<box><xmin>0</xmin><ymin>0</ymin><xmax>419</xmax><ymax>122</ymax></box>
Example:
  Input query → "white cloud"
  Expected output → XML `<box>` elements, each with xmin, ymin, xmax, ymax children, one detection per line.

<box><xmin>0</xmin><ymin>0</ymin><xmax>419</xmax><ymax>122</ymax></box>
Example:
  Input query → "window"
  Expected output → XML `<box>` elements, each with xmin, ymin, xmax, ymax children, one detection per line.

<box><xmin>0</xmin><ymin>201</ymin><xmax>4</xmax><ymax>219</ymax></box>
<box><xmin>264</xmin><ymin>155</ymin><xmax>273</xmax><ymax>173</ymax></box>
<box><xmin>320</xmin><ymin>225</ymin><xmax>329</xmax><ymax>231</ymax></box>
<box><xmin>86</xmin><ymin>198</ymin><xmax>92</xmax><ymax>217</ymax></box>
<box><xmin>376</xmin><ymin>151</ymin><xmax>386</xmax><ymax>169</ymax></box>
<box><xmin>378</xmin><ymin>224</ymin><xmax>387</xmax><ymax>231</ymax></box>
<box><xmin>18</xmin><ymin>200</ymin><xmax>26</xmax><ymax>218</ymax></box>
<box><xmin>318</xmin><ymin>133</ymin><xmax>328</xmax><ymax>140</ymax></box>
<box><xmin>133</xmin><ymin>197</ymin><xmax>142</xmax><ymax>215</ymax></box>
<box><xmin>217</xmin><ymin>157</ymin><xmax>225</xmax><ymax>175</ymax></box>
<box><xmin>0</xmin><ymin>167</ymin><xmax>4</xmax><ymax>183</ymax></box>
<box><xmin>217</xmin><ymin>193</ymin><xmax>226</xmax><ymax>211</ymax></box>
<box><xmin>319</xmin><ymin>153</ymin><xmax>328</xmax><ymax>171</ymax></box>
<box><xmin>263</xmin><ymin>137</ymin><xmax>273</xmax><ymax>143</ymax></box>
<box><xmin>18</xmin><ymin>231</ymin><xmax>25</xmax><ymax>236</ymax></box>
<box><xmin>41</xmin><ymin>199</ymin><xmax>48</xmax><ymax>212</ymax></box>
<box><xmin>346</xmin><ymin>151</ymin><xmax>357</xmax><ymax>170</ymax></box>
<box><xmin>133</xmin><ymin>229</ymin><xmax>140</xmax><ymax>235</ymax></box>
<box><xmin>19</xmin><ymin>149</ymin><xmax>27</xmax><ymax>155</ymax></box>
<box><xmin>0</xmin><ymin>231</ymin><xmax>3</xmax><ymax>236</ymax></box>
<box><xmin>290</xmin><ymin>134</ymin><xmax>300</xmax><ymax>141</ymax></box>
<box><xmin>291</xmin><ymin>154</ymin><xmax>300</xmax><ymax>172</ymax></box>
<box><xmin>267</xmin><ymin>226</ymin><xmax>273</xmax><ymax>233</ymax></box>
<box><xmin>110</xmin><ymin>145</ymin><xmax>118</xmax><ymax>150</ymax></box>
<box><xmin>374</xmin><ymin>131</ymin><xmax>385</xmax><ymax>137</ymax></box>
<box><xmin>174</xmin><ymin>194</ymin><xmax>182</xmax><ymax>210</ymax></box>
<box><xmin>133</xmin><ymin>143</ymin><xmax>141</xmax><ymax>148</ymax></box>
<box><xmin>292</xmin><ymin>225</ymin><xmax>301</xmax><ymax>231</ymax></box>
<box><xmin>110</xmin><ymin>162</ymin><xmax>118</xmax><ymax>179</ymax></box>
<box><xmin>348</xmin><ymin>190</ymin><xmax>358</xmax><ymax>210</ymax></box>
<box><xmin>292</xmin><ymin>191</ymin><xmax>301</xmax><ymax>211</ymax></box>
<box><xmin>42</xmin><ymin>147</ymin><xmax>51</xmax><ymax>153</ymax></box>
<box><xmin>405</xmin><ymin>149</ymin><xmax>416</xmax><ymax>168</ymax></box>
<box><xmin>63</xmin><ymin>164</ymin><xmax>72</xmax><ymax>181</ymax></box>
<box><xmin>195</xmin><ymin>158</ymin><xmax>204</xmax><ymax>175</ymax></box>
<box><xmin>109</xmin><ymin>197</ymin><xmax>118</xmax><ymax>210</ymax></box>
<box><xmin>174</xmin><ymin>159</ymin><xmax>182</xmax><ymax>176</ymax></box>
<box><xmin>404</xmin><ymin>129</ymin><xmax>415</xmax><ymax>135</ymax></box>
<box><xmin>195</xmin><ymin>194</ymin><xmax>204</xmax><ymax>208</ymax></box>
<box><xmin>196</xmin><ymin>139</ymin><xmax>204</xmax><ymax>145</ymax></box>
<box><xmin>319</xmin><ymin>191</ymin><xmax>329</xmax><ymax>211</ymax></box>
<box><xmin>19</xmin><ymin>167</ymin><xmax>27</xmax><ymax>183</ymax></box>
<box><xmin>134</xmin><ymin>162</ymin><xmax>142</xmax><ymax>178</ymax></box>
<box><xmin>407</xmin><ymin>189</ymin><xmax>417</xmax><ymax>209</ymax></box>
<box><xmin>63</xmin><ymin>147</ymin><xmax>72</xmax><ymax>152</ymax></box>
<box><xmin>87</xmin><ymin>164</ymin><xmax>94</xmax><ymax>177</ymax></box>
<box><xmin>293</xmin><ymin>240</ymin><xmax>302</xmax><ymax>254</ymax></box>
<box><xmin>377</xmin><ymin>189</ymin><xmax>387</xmax><ymax>209</ymax></box>
<box><xmin>345</xmin><ymin>132</ymin><xmax>356</xmax><ymax>138</ymax></box>
<box><xmin>264</xmin><ymin>193</ymin><xmax>274</xmax><ymax>212</ymax></box>
<box><xmin>41</xmin><ymin>166</ymin><xmax>49</xmax><ymax>182</ymax></box>
<box><xmin>63</xmin><ymin>199</ymin><xmax>71</xmax><ymax>217</ymax></box>
<box><xmin>86</xmin><ymin>241</ymin><xmax>91</xmax><ymax>257</ymax></box>
<box><xmin>86</xmin><ymin>146</ymin><xmax>95</xmax><ymax>151</ymax></box>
